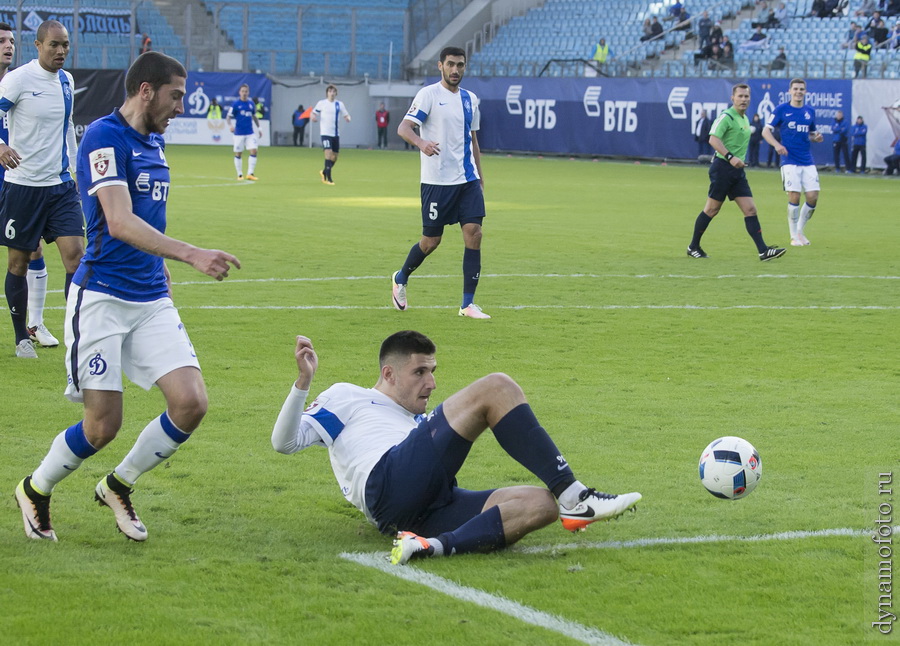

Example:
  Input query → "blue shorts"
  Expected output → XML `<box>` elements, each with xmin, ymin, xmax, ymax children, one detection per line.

<box><xmin>0</xmin><ymin>181</ymin><xmax>84</xmax><ymax>251</ymax></box>
<box><xmin>707</xmin><ymin>157</ymin><xmax>753</xmax><ymax>202</ymax></box>
<box><xmin>364</xmin><ymin>404</ymin><xmax>496</xmax><ymax>536</ymax></box>
<box><xmin>420</xmin><ymin>180</ymin><xmax>485</xmax><ymax>237</ymax></box>
<box><xmin>321</xmin><ymin>136</ymin><xmax>340</xmax><ymax>153</ymax></box>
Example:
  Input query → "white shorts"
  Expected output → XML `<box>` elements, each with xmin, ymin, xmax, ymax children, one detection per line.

<box><xmin>233</xmin><ymin>134</ymin><xmax>258</xmax><ymax>153</ymax></box>
<box><xmin>780</xmin><ymin>164</ymin><xmax>820</xmax><ymax>194</ymax></box>
<box><xmin>64</xmin><ymin>286</ymin><xmax>201</xmax><ymax>403</ymax></box>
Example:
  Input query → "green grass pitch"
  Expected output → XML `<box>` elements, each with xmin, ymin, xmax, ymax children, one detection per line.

<box><xmin>1</xmin><ymin>145</ymin><xmax>897</xmax><ymax>644</ymax></box>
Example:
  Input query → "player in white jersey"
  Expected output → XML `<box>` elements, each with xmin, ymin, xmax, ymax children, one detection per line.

<box><xmin>390</xmin><ymin>47</ymin><xmax>490</xmax><ymax>319</ymax></box>
<box><xmin>0</xmin><ymin>20</ymin><xmax>83</xmax><ymax>359</ymax></box>
<box><xmin>272</xmin><ymin>331</ymin><xmax>642</xmax><ymax>565</ymax></box>
<box><xmin>311</xmin><ymin>84</ymin><xmax>350</xmax><ymax>184</ymax></box>
<box><xmin>13</xmin><ymin>52</ymin><xmax>241</xmax><ymax>543</ymax></box>
<box><xmin>0</xmin><ymin>22</ymin><xmax>58</xmax><ymax>350</ymax></box>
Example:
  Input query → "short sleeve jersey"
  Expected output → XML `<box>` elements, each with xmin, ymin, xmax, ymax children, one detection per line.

<box><xmin>228</xmin><ymin>99</ymin><xmax>256</xmax><ymax>136</ymax></box>
<box><xmin>766</xmin><ymin>102</ymin><xmax>816</xmax><ymax>166</ymax></box>
<box><xmin>710</xmin><ymin>106</ymin><xmax>750</xmax><ymax>161</ymax></box>
<box><xmin>404</xmin><ymin>81</ymin><xmax>481</xmax><ymax>185</ymax></box>
<box><xmin>0</xmin><ymin>59</ymin><xmax>76</xmax><ymax>186</ymax></box>
<box><xmin>301</xmin><ymin>382</ymin><xmax>423</xmax><ymax>521</ymax></box>
<box><xmin>313</xmin><ymin>99</ymin><xmax>349</xmax><ymax>138</ymax></box>
<box><xmin>74</xmin><ymin>109</ymin><xmax>171</xmax><ymax>302</ymax></box>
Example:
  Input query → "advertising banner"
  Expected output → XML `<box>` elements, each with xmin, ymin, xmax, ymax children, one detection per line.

<box><xmin>0</xmin><ymin>6</ymin><xmax>133</xmax><ymax>35</ymax></box>
<box><xmin>71</xmin><ymin>69</ymin><xmax>126</xmax><ymax>139</ymax></box>
<box><xmin>461</xmin><ymin>77</ymin><xmax>852</xmax><ymax>165</ymax></box>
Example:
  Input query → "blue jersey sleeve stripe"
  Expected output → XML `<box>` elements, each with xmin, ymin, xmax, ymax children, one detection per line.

<box><xmin>0</xmin><ymin>97</ymin><xmax>13</xmax><ymax>116</ymax></box>
<box><xmin>460</xmin><ymin>90</ymin><xmax>477</xmax><ymax>182</ymax></box>
<box><xmin>310</xmin><ymin>407</ymin><xmax>344</xmax><ymax>441</ymax></box>
<box><xmin>406</xmin><ymin>110</ymin><xmax>427</xmax><ymax>124</ymax></box>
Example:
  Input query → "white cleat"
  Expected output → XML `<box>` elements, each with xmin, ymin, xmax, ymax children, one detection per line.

<box><xmin>28</xmin><ymin>323</ymin><xmax>59</xmax><ymax>347</ymax></box>
<box><xmin>790</xmin><ymin>238</ymin><xmax>804</xmax><ymax>247</ymax></box>
<box><xmin>15</xmin><ymin>477</ymin><xmax>57</xmax><ymax>541</ymax></box>
<box><xmin>15</xmin><ymin>339</ymin><xmax>38</xmax><ymax>358</ymax></box>
<box><xmin>391</xmin><ymin>271</ymin><xmax>407</xmax><ymax>311</ymax></box>
<box><xmin>95</xmin><ymin>475</ymin><xmax>148</xmax><ymax>542</ymax></box>
<box><xmin>795</xmin><ymin>233</ymin><xmax>810</xmax><ymax>246</ymax></box>
<box><xmin>458</xmin><ymin>303</ymin><xmax>491</xmax><ymax>319</ymax></box>
<box><xmin>559</xmin><ymin>489</ymin><xmax>642</xmax><ymax>532</ymax></box>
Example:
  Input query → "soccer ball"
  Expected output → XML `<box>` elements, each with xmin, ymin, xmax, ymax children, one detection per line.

<box><xmin>698</xmin><ymin>436</ymin><xmax>762</xmax><ymax>500</ymax></box>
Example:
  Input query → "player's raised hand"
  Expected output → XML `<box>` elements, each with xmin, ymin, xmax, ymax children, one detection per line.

<box><xmin>190</xmin><ymin>248</ymin><xmax>241</xmax><ymax>281</ymax></box>
<box><xmin>294</xmin><ymin>335</ymin><xmax>318</xmax><ymax>390</ymax></box>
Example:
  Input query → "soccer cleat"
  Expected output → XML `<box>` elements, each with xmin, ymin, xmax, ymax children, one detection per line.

<box><xmin>686</xmin><ymin>246</ymin><xmax>709</xmax><ymax>259</ymax></box>
<box><xmin>15</xmin><ymin>476</ymin><xmax>57</xmax><ymax>541</ymax></box>
<box><xmin>319</xmin><ymin>170</ymin><xmax>328</xmax><ymax>184</ymax></box>
<box><xmin>236</xmin><ymin>175</ymin><xmax>243</xmax><ymax>181</ymax></box>
<box><xmin>390</xmin><ymin>531</ymin><xmax>434</xmax><ymax>565</ymax></box>
<box><xmin>95</xmin><ymin>474</ymin><xmax>148</xmax><ymax>542</ymax></box>
<box><xmin>15</xmin><ymin>339</ymin><xmax>38</xmax><ymax>358</ymax></box>
<box><xmin>391</xmin><ymin>271</ymin><xmax>407</xmax><ymax>311</ymax></box>
<box><xmin>246</xmin><ymin>174</ymin><xmax>258</xmax><ymax>181</ymax></box>
<box><xmin>28</xmin><ymin>323</ymin><xmax>59</xmax><ymax>347</ymax></box>
<box><xmin>759</xmin><ymin>246</ymin><xmax>787</xmax><ymax>261</ymax></box>
<box><xmin>790</xmin><ymin>238</ymin><xmax>804</xmax><ymax>247</ymax></box>
<box><xmin>795</xmin><ymin>233</ymin><xmax>810</xmax><ymax>246</ymax></box>
<box><xmin>559</xmin><ymin>488</ymin><xmax>642</xmax><ymax>532</ymax></box>
<box><xmin>459</xmin><ymin>303</ymin><xmax>491</xmax><ymax>319</ymax></box>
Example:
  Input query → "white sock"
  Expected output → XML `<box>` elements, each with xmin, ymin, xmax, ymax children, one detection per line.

<box><xmin>32</xmin><ymin>425</ymin><xmax>96</xmax><ymax>494</ymax></box>
<box><xmin>26</xmin><ymin>266</ymin><xmax>48</xmax><ymax>328</ymax></box>
<box><xmin>114</xmin><ymin>413</ymin><xmax>187</xmax><ymax>486</ymax></box>
<box><xmin>798</xmin><ymin>203</ymin><xmax>815</xmax><ymax>235</ymax></box>
<box><xmin>248</xmin><ymin>154</ymin><xmax>257</xmax><ymax>175</ymax></box>
<box><xmin>558</xmin><ymin>480</ymin><xmax>587</xmax><ymax>509</ymax></box>
<box><xmin>234</xmin><ymin>156</ymin><xmax>243</xmax><ymax>176</ymax></box>
<box><xmin>427</xmin><ymin>538</ymin><xmax>445</xmax><ymax>556</ymax></box>
<box><xmin>787</xmin><ymin>203</ymin><xmax>800</xmax><ymax>239</ymax></box>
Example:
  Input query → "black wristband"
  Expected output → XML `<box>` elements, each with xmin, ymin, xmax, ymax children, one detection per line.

<box><xmin>724</xmin><ymin>152</ymin><xmax>734</xmax><ymax>161</ymax></box>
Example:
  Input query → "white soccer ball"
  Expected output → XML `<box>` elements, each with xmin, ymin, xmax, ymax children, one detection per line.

<box><xmin>698</xmin><ymin>436</ymin><xmax>762</xmax><ymax>500</ymax></box>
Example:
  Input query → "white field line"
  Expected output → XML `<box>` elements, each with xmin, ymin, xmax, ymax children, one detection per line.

<box><xmin>341</xmin><ymin>526</ymin><xmax>895</xmax><ymax>645</ymax></box>
<box><xmin>40</xmin><ymin>303</ymin><xmax>900</xmax><ymax>311</ymax></box>
<box><xmin>340</xmin><ymin>551</ymin><xmax>635</xmax><ymax>646</ymax></box>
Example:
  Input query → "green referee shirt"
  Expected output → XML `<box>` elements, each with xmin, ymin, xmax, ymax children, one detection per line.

<box><xmin>710</xmin><ymin>106</ymin><xmax>750</xmax><ymax>162</ymax></box>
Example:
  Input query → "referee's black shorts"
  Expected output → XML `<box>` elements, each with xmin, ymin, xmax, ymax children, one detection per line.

<box><xmin>707</xmin><ymin>156</ymin><xmax>752</xmax><ymax>202</ymax></box>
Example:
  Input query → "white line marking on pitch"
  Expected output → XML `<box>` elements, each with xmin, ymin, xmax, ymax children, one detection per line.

<box><xmin>175</xmin><ymin>304</ymin><xmax>900</xmax><ymax>311</ymax></box>
<box><xmin>340</xmin><ymin>552</ymin><xmax>635</xmax><ymax>646</ymax></box>
<box><xmin>342</xmin><ymin>526</ymin><xmax>894</xmax><ymax>645</ymax></box>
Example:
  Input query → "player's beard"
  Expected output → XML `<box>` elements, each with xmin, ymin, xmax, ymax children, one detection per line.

<box><xmin>144</xmin><ymin>96</ymin><xmax>172</xmax><ymax>134</ymax></box>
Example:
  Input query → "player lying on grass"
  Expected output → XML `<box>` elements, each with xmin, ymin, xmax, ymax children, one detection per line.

<box><xmin>271</xmin><ymin>331</ymin><xmax>641</xmax><ymax>565</ymax></box>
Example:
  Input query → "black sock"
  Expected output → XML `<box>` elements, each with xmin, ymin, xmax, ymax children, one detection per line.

<box><xmin>690</xmin><ymin>212</ymin><xmax>713</xmax><ymax>249</ymax></box>
<box><xmin>461</xmin><ymin>247</ymin><xmax>480</xmax><ymax>308</ymax></box>
<box><xmin>744</xmin><ymin>215</ymin><xmax>767</xmax><ymax>253</ymax></box>
<box><xmin>5</xmin><ymin>271</ymin><xmax>29</xmax><ymax>342</ymax></box>
<box><xmin>492</xmin><ymin>403</ymin><xmax>576</xmax><ymax>495</ymax></box>
<box><xmin>324</xmin><ymin>159</ymin><xmax>335</xmax><ymax>181</ymax></box>
<box><xmin>65</xmin><ymin>272</ymin><xmax>74</xmax><ymax>299</ymax></box>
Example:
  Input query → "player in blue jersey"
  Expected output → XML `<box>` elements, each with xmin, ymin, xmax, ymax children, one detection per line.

<box><xmin>225</xmin><ymin>83</ymin><xmax>260</xmax><ymax>181</ymax></box>
<box><xmin>0</xmin><ymin>20</ymin><xmax>82</xmax><ymax>358</ymax></box>
<box><xmin>762</xmin><ymin>78</ymin><xmax>824</xmax><ymax>246</ymax></box>
<box><xmin>272</xmin><ymin>332</ymin><xmax>642</xmax><ymax>565</ymax></box>
<box><xmin>311</xmin><ymin>85</ymin><xmax>351</xmax><ymax>185</ymax></box>
<box><xmin>0</xmin><ymin>22</ymin><xmax>58</xmax><ymax>350</ymax></box>
<box><xmin>14</xmin><ymin>52</ymin><xmax>241</xmax><ymax>543</ymax></box>
<box><xmin>390</xmin><ymin>47</ymin><xmax>490</xmax><ymax>319</ymax></box>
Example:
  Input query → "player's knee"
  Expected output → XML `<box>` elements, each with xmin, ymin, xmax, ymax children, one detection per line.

<box><xmin>534</xmin><ymin>489</ymin><xmax>560</xmax><ymax>527</ymax></box>
<box><xmin>168</xmin><ymin>391</ymin><xmax>208</xmax><ymax>432</ymax></box>
<box><xmin>482</xmin><ymin>372</ymin><xmax>525</xmax><ymax>401</ymax></box>
<box><xmin>420</xmin><ymin>237</ymin><xmax>441</xmax><ymax>254</ymax></box>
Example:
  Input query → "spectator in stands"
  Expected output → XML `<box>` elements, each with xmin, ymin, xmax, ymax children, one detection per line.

<box><xmin>720</xmin><ymin>35</ymin><xmax>735</xmax><ymax>67</ymax></box>
<box><xmin>865</xmin><ymin>10</ymin><xmax>884</xmax><ymax>31</ymax></box>
<box><xmin>752</xmin><ymin>2</ymin><xmax>775</xmax><ymax>28</ymax></box>
<box><xmin>694</xmin><ymin>109</ymin><xmax>712</xmax><ymax>159</ymax></box>
<box><xmin>831</xmin><ymin>110</ymin><xmax>850</xmax><ymax>172</ymax></box>
<box><xmin>646</xmin><ymin>16</ymin><xmax>664</xmax><ymax>42</ymax></box>
<box><xmin>842</xmin><ymin>21</ymin><xmax>863</xmax><ymax>48</ymax></box>
<box><xmin>674</xmin><ymin>6</ymin><xmax>691</xmax><ymax>31</ymax></box>
<box><xmin>854</xmin><ymin>33</ymin><xmax>872</xmax><ymax>77</ymax></box>
<box><xmin>707</xmin><ymin>42</ymin><xmax>725</xmax><ymax>70</ymax></box>
<box><xmin>292</xmin><ymin>104</ymin><xmax>308</xmax><ymax>146</ymax></box>
<box><xmin>810</xmin><ymin>0</ymin><xmax>826</xmax><ymax>16</ymax></box>
<box><xmin>709</xmin><ymin>21</ymin><xmax>724</xmax><ymax>46</ymax></box>
<box><xmin>749</xmin><ymin>113</ymin><xmax>764</xmax><ymax>167</ymax></box>
<box><xmin>697</xmin><ymin>11</ymin><xmax>712</xmax><ymax>48</ymax></box>
<box><xmin>640</xmin><ymin>18</ymin><xmax>654</xmax><ymax>41</ymax></box>
<box><xmin>883</xmin><ymin>136</ymin><xmax>900</xmax><ymax>175</ymax></box>
<box><xmin>740</xmin><ymin>26</ymin><xmax>769</xmax><ymax>51</ymax></box>
<box><xmin>871</xmin><ymin>18</ymin><xmax>890</xmax><ymax>44</ymax></box>
<box><xmin>592</xmin><ymin>37</ymin><xmax>612</xmax><ymax>70</ymax></box>
<box><xmin>207</xmin><ymin>98</ymin><xmax>222</xmax><ymax>120</ymax></box>
<box><xmin>855</xmin><ymin>0</ymin><xmax>877</xmax><ymax>18</ymax></box>
<box><xmin>772</xmin><ymin>3</ymin><xmax>788</xmax><ymax>27</ymax></box>
<box><xmin>886</xmin><ymin>0</ymin><xmax>900</xmax><ymax>18</ymax></box>
<box><xmin>667</xmin><ymin>1</ymin><xmax>684</xmax><ymax>22</ymax></box>
<box><xmin>140</xmin><ymin>33</ymin><xmax>151</xmax><ymax>55</ymax></box>
<box><xmin>890</xmin><ymin>21</ymin><xmax>900</xmax><ymax>48</ymax></box>
<box><xmin>850</xmin><ymin>116</ymin><xmax>868</xmax><ymax>173</ymax></box>
<box><xmin>769</xmin><ymin>46</ymin><xmax>788</xmax><ymax>71</ymax></box>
